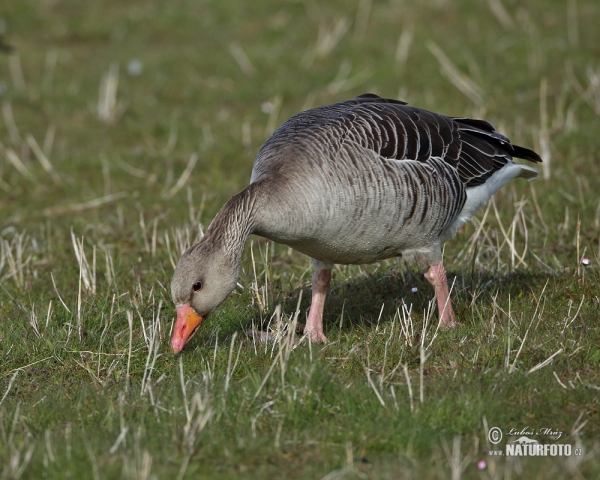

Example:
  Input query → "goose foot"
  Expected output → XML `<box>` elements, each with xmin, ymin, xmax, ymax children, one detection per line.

<box><xmin>305</xmin><ymin>328</ymin><xmax>328</xmax><ymax>343</ymax></box>
<box><xmin>304</xmin><ymin>267</ymin><xmax>331</xmax><ymax>343</ymax></box>
<box><xmin>424</xmin><ymin>261</ymin><xmax>457</xmax><ymax>329</ymax></box>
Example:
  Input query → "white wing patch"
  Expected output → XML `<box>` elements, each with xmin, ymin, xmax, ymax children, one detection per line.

<box><xmin>441</xmin><ymin>162</ymin><xmax>538</xmax><ymax>242</ymax></box>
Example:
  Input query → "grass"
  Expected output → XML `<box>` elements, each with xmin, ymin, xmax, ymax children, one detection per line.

<box><xmin>1</xmin><ymin>0</ymin><xmax>600</xmax><ymax>478</ymax></box>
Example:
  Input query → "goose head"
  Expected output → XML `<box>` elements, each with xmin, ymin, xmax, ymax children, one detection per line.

<box><xmin>170</xmin><ymin>242</ymin><xmax>238</xmax><ymax>353</ymax></box>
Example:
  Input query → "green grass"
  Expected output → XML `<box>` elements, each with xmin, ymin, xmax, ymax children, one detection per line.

<box><xmin>1</xmin><ymin>0</ymin><xmax>600</xmax><ymax>478</ymax></box>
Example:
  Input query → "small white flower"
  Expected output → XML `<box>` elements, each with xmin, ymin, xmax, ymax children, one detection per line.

<box><xmin>411</xmin><ymin>287</ymin><xmax>418</xmax><ymax>293</ymax></box>
<box><xmin>261</xmin><ymin>101</ymin><xmax>275</xmax><ymax>114</ymax></box>
<box><xmin>581</xmin><ymin>257</ymin><xmax>590</xmax><ymax>266</ymax></box>
<box><xmin>127</xmin><ymin>59</ymin><xmax>143</xmax><ymax>76</ymax></box>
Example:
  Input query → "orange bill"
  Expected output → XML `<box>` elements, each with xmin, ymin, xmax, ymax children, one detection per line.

<box><xmin>171</xmin><ymin>303</ymin><xmax>204</xmax><ymax>353</ymax></box>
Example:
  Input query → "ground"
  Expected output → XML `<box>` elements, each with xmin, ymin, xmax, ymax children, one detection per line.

<box><xmin>1</xmin><ymin>1</ymin><xmax>599</xmax><ymax>478</ymax></box>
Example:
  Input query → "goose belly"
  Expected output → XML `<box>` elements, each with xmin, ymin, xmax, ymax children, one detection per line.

<box><xmin>276</xmin><ymin>225</ymin><xmax>434</xmax><ymax>265</ymax></box>
<box><xmin>255</xmin><ymin>152</ymin><xmax>465</xmax><ymax>265</ymax></box>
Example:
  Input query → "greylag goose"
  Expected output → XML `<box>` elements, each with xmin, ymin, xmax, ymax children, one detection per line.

<box><xmin>170</xmin><ymin>93</ymin><xmax>541</xmax><ymax>353</ymax></box>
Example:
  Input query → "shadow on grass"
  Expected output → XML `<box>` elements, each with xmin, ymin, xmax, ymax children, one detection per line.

<box><xmin>189</xmin><ymin>266</ymin><xmax>554</xmax><ymax>351</ymax></box>
<box><xmin>322</xmin><ymin>267</ymin><xmax>552</xmax><ymax>331</ymax></box>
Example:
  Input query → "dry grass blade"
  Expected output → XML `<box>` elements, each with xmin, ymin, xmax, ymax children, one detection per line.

<box><xmin>395</xmin><ymin>26</ymin><xmax>414</xmax><ymax>69</ymax></box>
<box><xmin>402</xmin><ymin>364</ymin><xmax>414</xmax><ymax>412</ymax></box>
<box><xmin>97</xmin><ymin>63</ymin><xmax>121</xmax><ymax>123</ymax></box>
<box><xmin>2</xmin><ymin>102</ymin><xmax>23</xmax><ymax>144</ymax></box>
<box><xmin>229</xmin><ymin>43</ymin><xmax>256</xmax><ymax>76</ymax></box>
<box><xmin>0</xmin><ymin>231</ymin><xmax>32</xmax><ymax>288</ymax></box>
<box><xmin>582</xmin><ymin>63</ymin><xmax>600</xmax><ymax>113</ymax></box>
<box><xmin>0</xmin><ymin>371</ymin><xmax>19</xmax><ymax>406</ymax></box>
<box><xmin>553</xmin><ymin>371</ymin><xmax>568</xmax><ymax>389</ymax></box>
<box><xmin>70</xmin><ymin>230</ymin><xmax>96</xmax><ymax>295</ymax></box>
<box><xmin>42</xmin><ymin>124</ymin><xmax>56</xmax><ymax>158</ymax></box>
<box><xmin>303</xmin><ymin>16</ymin><xmax>350</xmax><ymax>67</ymax></box>
<box><xmin>527</xmin><ymin>349</ymin><xmax>563</xmax><ymax>375</ymax></box>
<box><xmin>126</xmin><ymin>311</ymin><xmax>134</xmax><ymax>392</ymax></box>
<box><xmin>539</xmin><ymin>78</ymin><xmax>552</xmax><ymax>180</ymax></box>
<box><xmin>316</xmin><ymin>17</ymin><xmax>350</xmax><ymax>58</ymax></box>
<box><xmin>5</xmin><ymin>147</ymin><xmax>34</xmax><ymax>179</ymax></box>
<box><xmin>26</xmin><ymin>303</ymin><xmax>41</xmax><ymax>338</ymax></box>
<box><xmin>50</xmin><ymin>271</ymin><xmax>71</xmax><ymax>314</ymax></box>
<box><xmin>491</xmin><ymin>197</ymin><xmax>529</xmax><ymax>270</ymax></box>
<box><xmin>164</xmin><ymin>154</ymin><xmax>198</xmax><ymax>199</ymax></box>
<box><xmin>419</xmin><ymin>346</ymin><xmax>429</xmax><ymax>405</ymax></box>
<box><xmin>141</xmin><ymin>301</ymin><xmax>164</xmax><ymax>397</ymax></box>
<box><xmin>25</xmin><ymin>133</ymin><xmax>62</xmax><ymax>185</ymax></box>
<box><xmin>248</xmin><ymin>297</ymin><xmax>304</xmax><ymax>406</ymax></box>
<box><xmin>44</xmin><ymin>191</ymin><xmax>128</xmax><ymax>215</ymax></box>
<box><xmin>441</xmin><ymin>436</ymin><xmax>471</xmax><ymax>480</ymax></box>
<box><xmin>326</xmin><ymin>60</ymin><xmax>371</xmax><ymax>95</ymax></box>
<box><xmin>42</xmin><ymin>49</ymin><xmax>58</xmax><ymax>91</ymax></box>
<box><xmin>224</xmin><ymin>332</ymin><xmax>242</xmax><ymax>394</ymax></box>
<box><xmin>486</xmin><ymin>0</ymin><xmax>515</xmax><ymax>30</ymax></box>
<box><xmin>164</xmin><ymin>226</ymin><xmax>198</xmax><ymax>268</ymax></box>
<box><xmin>567</xmin><ymin>0</ymin><xmax>580</xmax><ymax>47</ymax></box>
<box><xmin>9</xmin><ymin>53</ymin><xmax>26</xmax><ymax>90</ymax></box>
<box><xmin>354</xmin><ymin>0</ymin><xmax>372</xmax><ymax>39</ymax></box>
<box><xmin>176</xmin><ymin>364</ymin><xmax>213</xmax><ymax>480</ymax></box>
<box><xmin>562</xmin><ymin>295</ymin><xmax>585</xmax><ymax>333</ymax></box>
<box><xmin>250</xmin><ymin>241</ymin><xmax>268</xmax><ymax>313</ymax></box>
<box><xmin>397</xmin><ymin>301</ymin><xmax>414</xmax><ymax>346</ymax></box>
<box><xmin>262</xmin><ymin>95</ymin><xmax>282</xmax><ymax>137</ymax></box>
<box><xmin>427</xmin><ymin>41</ymin><xmax>484</xmax><ymax>105</ymax></box>
<box><xmin>108</xmin><ymin>426</ymin><xmax>129</xmax><ymax>454</ymax></box>
<box><xmin>116</xmin><ymin>158</ymin><xmax>157</xmax><ymax>183</ymax></box>
<box><xmin>2</xmin><ymin>357</ymin><xmax>54</xmax><ymax>380</ymax></box>
<box><xmin>364</xmin><ymin>365</ymin><xmax>386</xmax><ymax>407</ymax></box>
<box><xmin>509</xmin><ymin>281</ymin><xmax>548</xmax><ymax>373</ymax></box>
<box><xmin>9</xmin><ymin>440</ymin><xmax>36</xmax><ymax>479</ymax></box>
<box><xmin>161</xmin><ymin>116</ymin><xmax>179</xmax><ymax>154</ymax></box>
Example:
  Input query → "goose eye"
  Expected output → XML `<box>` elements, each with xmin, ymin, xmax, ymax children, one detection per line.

<box><xmin>192</xmin><ymin>281</ymin><xmax>203</xmax><ymax>292</ymax></box>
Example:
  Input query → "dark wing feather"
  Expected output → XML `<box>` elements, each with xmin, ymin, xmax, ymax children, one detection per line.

<box><xmin>329</xmin><ymin>94</ymin><xmax>541</xmax><ymax>187</ymax></box>
<box><xmin>451</xmin><ymin>117</ymin><xmax>542</xmax><ymax>186</ymax></box>
<box><xmin>258</xmin><ymin>93</ymin><xmax>541</xmax><ymax>188</ymax></box>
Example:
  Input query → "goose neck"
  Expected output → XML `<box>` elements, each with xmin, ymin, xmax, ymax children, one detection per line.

<box><xmin>204</xmin><ymin>183</ymin><xmax>262</xmax><ymax>264</ymax></box>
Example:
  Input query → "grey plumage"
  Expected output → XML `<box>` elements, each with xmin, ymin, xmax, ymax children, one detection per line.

<box><xmin>170</xmin><ymin>93</ymin><xmax>541</xmax><ymax>352</ymax></box>
<box><xmin>249</xmin><ymin>93</ymin><xmax>540</xmax><ymax>266</ymax></box>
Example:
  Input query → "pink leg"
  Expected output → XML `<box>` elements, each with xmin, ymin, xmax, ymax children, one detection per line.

<box><xmin>424</xmin><ymin>262</ymin><xmax>457</xmax><ymax>329</ymax></box>
<box><xmin>304</xmin><ymin>267</ymin><xmax>331</xmax><ymax>343</ymax></box>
